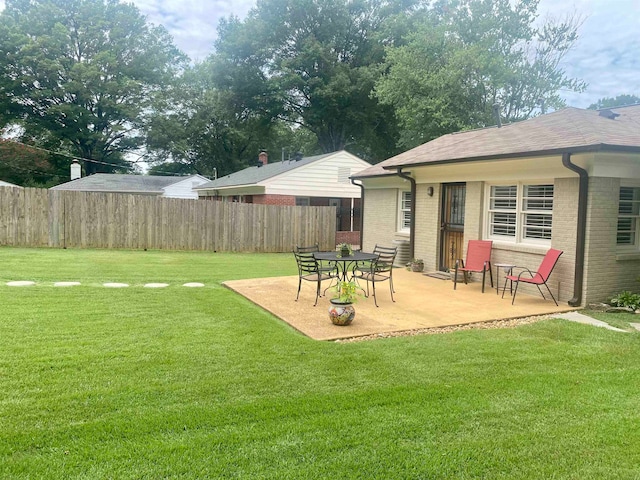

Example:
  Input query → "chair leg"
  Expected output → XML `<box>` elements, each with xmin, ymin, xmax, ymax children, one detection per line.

<box><xmin>488</xmin><ymin>265</ymin><xmax>494</xmax><ymax>288</ymax></box>
<box><xmin>389</xmin><ymin>279</ymin><xmax>395</xmax><ymax>303</ymax></box>
<box><xmin>372</xmin><ymin>279</ymin><xmax>379</xmax><ymax>307</ymax></box>
<box><xmin>296</xmin><ymin>278</ymin><xmax>302</xmax><ymax>301</ymax></box>
<box><xmin>481</xmin><ymin>269</ymin><xmax>486</xmax><ymax>293</ymax></box>
<box><xmin>543</xmin><ymin>282</ymin><xmax>559</xmax><ymax>306</ymax></box>
<box><xmin>511</xmin><ymin>281</ymin><xmax>520</xmax><ymax>305</ymax></box>
<box><xmin>314</xmin><ymin>280</ymin><xmax>320</xmax><ymax>307</ymax></box>
<box><xmin>501</xmin><ymin>277</ymin><xmax>510</xmax><ymax>299</ymax></box>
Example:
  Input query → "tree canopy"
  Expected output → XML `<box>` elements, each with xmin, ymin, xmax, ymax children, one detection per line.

<box><xmin>587</xmin><ymin>94</ymin><xmax>640</xmax><ymax>110</ymax></box>
<box><xmin>0</xmin><ymin>0</ymin><xmax>186</xmax><ymax>176</ymax></box>
<box><xmin>0</xmin><ymin>0</ymin><xmax>588</xmax><ymax>181</ymax></box>
<box><xmin>208</xmin><ymin>0</ymin><xmax>414</xmax><ymax>161</ymax></box>
<box><xmin>375</xmin><ymin>0</ymin><xmax>585</xmax><ymax>149</ymax></box>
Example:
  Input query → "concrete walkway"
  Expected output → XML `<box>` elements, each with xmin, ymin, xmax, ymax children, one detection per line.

<box><xmin>554</xmin><ymin>311</ymin><xmax>629</xmax><ymax>332</ymax></box>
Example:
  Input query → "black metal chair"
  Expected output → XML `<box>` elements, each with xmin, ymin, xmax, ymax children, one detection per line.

<box><xmin>352</xmin><ymin>245</ymin><xmax>397</xmax><ymax>307</ymax></box>
<box><xmin>293</xmin><ymin>251</ymin><xmax>336</xmax><ymax>306</ymax></box>
<box><xmin>295</xmin><ymin>244</ymin><xmax>336</xmax><ymax>277</ymax></box>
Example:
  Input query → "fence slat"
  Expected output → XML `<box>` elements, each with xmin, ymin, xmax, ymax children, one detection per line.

<box><xmin>0</xmin><ymin>188</ymin><xmax>336</xmax><ymax>252</ymax></box>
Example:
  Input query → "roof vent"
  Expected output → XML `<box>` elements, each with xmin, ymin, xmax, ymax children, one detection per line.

<box><xmin>599</xmin><ymin>109</ymin><xmax>620</xmax><ymax>120</ymax></box>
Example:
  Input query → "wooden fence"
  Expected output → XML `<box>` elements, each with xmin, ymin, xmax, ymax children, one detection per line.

<box><xmin>0</xmin><ymin>188</ymin><xmax>336</xmax><ymax>252</ymax></box>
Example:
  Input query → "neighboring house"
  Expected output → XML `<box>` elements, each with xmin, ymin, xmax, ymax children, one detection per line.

<box><xmin>352</xmin><ymin>105</ymin><xmax>640</xmax><ymax>306</ymax></box>
<box><xmin>0</xmin><ymin>180</ymin><xmax>22</xmax><ymax>188</ymax></box>
<box><xmin>51</xmin><ymin>174</ymin><xmax>210</xmax><ymax>199</ymax></box>
<box><xmin>195</xmin><ymin>150</ymin><xmax>372</xmax><ymax>245</ymax></box>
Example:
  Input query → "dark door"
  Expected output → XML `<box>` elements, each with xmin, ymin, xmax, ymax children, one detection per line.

<box><xmin>439</xmin><ymin>183</ymin><xmax>466</xmax><ymax>271</ymax></box>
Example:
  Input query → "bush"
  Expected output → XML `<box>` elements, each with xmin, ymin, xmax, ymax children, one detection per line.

<box><xmin>609</xmin><ymin>291</ymin><xmax>640</xmax><ymax>310</ymax></box>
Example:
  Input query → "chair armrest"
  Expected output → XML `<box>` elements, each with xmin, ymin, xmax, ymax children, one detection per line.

<box><xmin>512</xmin><ymin>267</ymin><xmax>535</xmax><ymax>280</ymax></box>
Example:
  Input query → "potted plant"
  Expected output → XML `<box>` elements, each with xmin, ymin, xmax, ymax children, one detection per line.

<box><xmin>409</xmin><ymin>259</ymin><xmax>424</xmax><ymax>272</ymax></box>
<box><xmin>337</xmin><ymin>242</ymin><xmax>353</xmax><ymax>257</ymax></box>
<box><xmin>328</xmin><ymin>280</ymin><xmax>360</xmax><ymax>326</ymax></box>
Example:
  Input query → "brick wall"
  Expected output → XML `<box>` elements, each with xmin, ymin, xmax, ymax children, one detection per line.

<box><xmin>336</xmin><ymin>231</ymin><xmax>360</xmax><ymax>246</ymax></box>
<box><xmin>583</xmin><ymin>176</ymin><xmax>640</xmax><ymax>303</ymax></box>
<box><xmin>413</xmin><ymin>183</ymin><xmax>441</xmax><ymax>271</ymax></box>
<box><xmin>251</xmin><ymin>194</ymin><xmax>297</xmax><ymax>206</ymax></box>
<box><xmin>362</xmin><ymin>188</ymin><xmax>401</xmax><ymax>252</ymax></box>
<box><xmin>486</xmin><ymin>178</ymin><xmax>577</xmax><ymax>304</ymax></box>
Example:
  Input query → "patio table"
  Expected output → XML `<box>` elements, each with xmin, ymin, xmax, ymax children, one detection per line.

<box><xmin>314</xmin><ymin>251</ymin><xmax>378</xmax><ymax>282</ymax></box>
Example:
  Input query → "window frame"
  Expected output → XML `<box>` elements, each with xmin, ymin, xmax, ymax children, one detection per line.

<box><xmin>398</xmin><ymin>190</ymin><xmax>412</xmax><ymax>233</ymax></box>
<box><xmin>617</xmin><ymin>185</ymin><xmax>640</xmax><ymax>250</ymax></box>
<box><xmin>485</xmin><ymin>181</ymin><xmax>554</xmax><ymax>246</ymax></box>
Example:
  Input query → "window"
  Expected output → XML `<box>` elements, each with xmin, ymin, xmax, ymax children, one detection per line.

<box><xmin>617</xmin><ymin>187</ymin><xmax>640</xmax><ymax>246</ymax></box>
<box><xmin>295</xmin><ymin>197</ymin><xmax>310</xmax><ymax>206</ymax></box>
<box><xmin>399</xmin><ymin>190</ymin><xmax>412</xmax><ymax>231</ymax></box>
<box><xmin>488</xmin><ymin>183</ymin><xmax>553</xmax><ymax>244</ymax></box>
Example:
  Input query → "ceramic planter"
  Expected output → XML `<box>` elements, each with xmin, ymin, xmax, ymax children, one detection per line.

<box><xmin>329</xmin><ymin>299</ymin><xmax>355</xmax><ymax>326</ymax></box>
<box><xmin>410</xmin><ymin>262</ymin><xmax>424</xmax><ymax>272</ymax></box>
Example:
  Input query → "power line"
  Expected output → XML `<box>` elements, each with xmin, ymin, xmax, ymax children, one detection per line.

<box><xmin>0</xmin><ymin>138</ymin><xmax>200</xmax><ymax>177</ymax></box>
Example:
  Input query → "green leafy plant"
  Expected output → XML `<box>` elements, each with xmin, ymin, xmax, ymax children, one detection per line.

<box><xmin>608</xmin><ymin>291</ymin><xmax>640</xmax><ymax>310</ymax></box>
<box><xmin>331</xmin><ymin>280</ymin><xmax>361</xmax><ymax>304</ymax></box>
<box><xmin>337</xmin><ymin>242</ymin><xmax>353</xmax><ymax>257</ymax></box>
<box><xmin>408</xmin><ymin>258</ymin><xmax>424</xmax><ymax>272</ymax></box>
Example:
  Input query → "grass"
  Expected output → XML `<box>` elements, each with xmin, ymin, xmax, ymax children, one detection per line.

<box><xmin>583</xmin><ymin>309</ymin><xmax>640</xmax><ymax>332</ymax></box>
<box><xmin>1</xmin><ymin>247</ymin><xmax>639</xmax><ymax>479</ymax></box>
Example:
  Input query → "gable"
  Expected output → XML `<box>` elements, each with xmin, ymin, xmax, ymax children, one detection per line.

<box><xmin>262</xmin><ymin>151</ymin><xmax>370</xmax><ymax>198</ymax></box>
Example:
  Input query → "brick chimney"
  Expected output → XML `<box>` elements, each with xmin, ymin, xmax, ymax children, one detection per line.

<box><xmin>258</xmin><ymin>151</ymin><xmax>268</xmax><ymax>166</ymax></box>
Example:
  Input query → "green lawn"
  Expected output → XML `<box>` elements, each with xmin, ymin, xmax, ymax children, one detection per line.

<box><xmin>1</xmin><ymin>247</ymin><xmax>639</xmax><ymax>479</ymax></box>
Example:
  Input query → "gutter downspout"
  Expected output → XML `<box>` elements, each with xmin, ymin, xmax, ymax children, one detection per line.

<box><xmin>351</xmin><ymin>179</ymin><xmax>365</xmax><ymax>252</ymax></box>
<box><xmin>562</xmin><ymin>152</ymin><xmax>588</xmax><ymax>307</ymax></box>
<box><xmin>396</xmin><ymin>168</ymin><xmax>416</xmax><ymax>260</ymax></box>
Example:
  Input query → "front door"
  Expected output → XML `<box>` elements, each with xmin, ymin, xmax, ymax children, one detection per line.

<box><xmin>439</xmin><ymin>183</ymin><xmax>466</xmax><ymax>271</ymax></box>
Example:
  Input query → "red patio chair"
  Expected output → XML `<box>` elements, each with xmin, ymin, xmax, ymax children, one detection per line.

<box><xmin>501</xmin><ymin>248</ymin><xmax>563</xmax><ymax>305</ymax></box>
<box><xmin>453</xmin><ymin>240</ymin><xmax>493</xmax><ymax>293</ymax></box>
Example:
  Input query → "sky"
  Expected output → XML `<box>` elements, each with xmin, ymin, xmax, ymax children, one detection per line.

<box><xmin>0</xmin><ymin>0</ymin><xmax>638</xmax><ymax>108</ymax></box>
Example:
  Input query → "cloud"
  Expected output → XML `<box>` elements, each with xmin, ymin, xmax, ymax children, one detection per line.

<box><xmin>538</xmin><ymin>0</ymin><xmax>640</xmax><ymax>107</ymax></box>
<box><xmin>2</xmin><ymin>0</ymin><xmax>637</xmax><ymax>108</ymax></box>
<box><xmin>131</xmin><ymin>0</ymin><xmax>256</xmax><ymax>61</ymax></box>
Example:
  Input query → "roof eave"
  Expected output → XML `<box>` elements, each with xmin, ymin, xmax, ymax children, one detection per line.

<box><xmin>381</xmin><ymin>144</ymin><xmax>640</xmax><ymax>171</ymax></box>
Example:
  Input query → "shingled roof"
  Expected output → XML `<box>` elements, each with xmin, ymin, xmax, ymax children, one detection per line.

<box><xmin>51</xmin><ymin>174</ymin><xmax>202</xmax><ymax>193</ymax></box>
<box><xmin>353</xmin><ymin>105</ymin><xmax>640</xmax><ymax>178</ymax></box>
<box><xmin>196</xmin><ymin>152</ymin><xmax>334</xmax><ymax>189</ymax></box>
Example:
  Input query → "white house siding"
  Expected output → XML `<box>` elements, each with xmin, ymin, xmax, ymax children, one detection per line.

<box><xmin>162</xmin><ymin>176</ymin><xmax>209</xmax><ymax>199</ymax></box>
<box><xmin>263</xmin><ymin>151</ymin><xmax>369</xmax><ymax>198</ymax></box>
<box><xmin>0</xmin><ymin>180</ymin><xmax>21</xmax><ymax>188</ymax></box>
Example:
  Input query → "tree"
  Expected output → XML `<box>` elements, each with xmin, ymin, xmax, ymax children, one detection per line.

<box><xmin>375</xmin><ymin>0</ymin><xmax>586</xmax><ymax>149</ymax></box>
<box><xmin>0</xmin><ymin>139</ymin><xmax>69</xmax><ymax>187</ymax></box>
<box><xmin>0</xmin><ymin>0</ymin><xmax>186</xmax><ymax>175</ymax></box>
<box><xmin>145</xmin><ymin>62</ymin><xmax>318</xmax><ymax>178</ymax></box>
<box><xmin>587</xmin><ymin>94</ymin><xmax>640</xmax><ymax>110</ymax></box>
<box><xmin>209</xmin><ymin>0</ymin><xmax>414</xmax><ymax>162</ymax></box>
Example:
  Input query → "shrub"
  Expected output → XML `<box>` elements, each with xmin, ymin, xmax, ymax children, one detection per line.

<box><xmin>609</xmin><ymin>291</ymin><xmax>640</xmax><ymax>310</ymax></box>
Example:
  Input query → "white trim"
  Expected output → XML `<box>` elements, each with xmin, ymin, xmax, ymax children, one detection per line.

<box><xmin>617</xmin><ymin>186</ymin><xmax>640</xmax><ymax>250</ymax></box>
<box><xmin>398</xmin><ymin>190</ymin><xmax>411</xmax><ymax>233</ymax></box>
<box><xmin>484</xmin><ymin>181</ymin><xmax>554</xmax><ymax>247</ymax></box>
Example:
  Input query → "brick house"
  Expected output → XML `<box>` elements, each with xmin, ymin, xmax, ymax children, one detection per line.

<box><xmin>352</xmin><ymin>105</ymin><xmax>640</xmax><ymax>306</ymax></box>
<box><xmin>195</xmin><ymin>150</ymin><xmax>371</xmax><ymax>246</ymax></box>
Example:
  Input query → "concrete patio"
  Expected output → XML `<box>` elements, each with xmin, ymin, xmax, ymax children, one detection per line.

<box><xmin>223</xmin><ymin>268</ymin><xmax>576</xmax><ymax>341</ymax></box>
